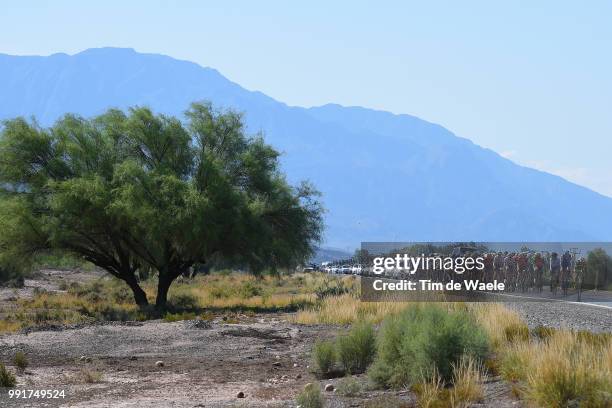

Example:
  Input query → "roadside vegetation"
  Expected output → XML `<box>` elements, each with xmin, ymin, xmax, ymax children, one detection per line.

<box><xmin>298</xmin><ymin>288</ymin><xmax>611</xmax><ymax>407</ymax></box>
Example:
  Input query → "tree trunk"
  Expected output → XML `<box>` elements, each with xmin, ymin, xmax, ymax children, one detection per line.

<box><xmin>124</xmin><ymin>275</ymin><xmax>149</xmax><ymax>307</ymax></box>
<box><xmin>155</xmin><ymin>274</ymin><xmax>172</xmax><ymax>309</ymax></box>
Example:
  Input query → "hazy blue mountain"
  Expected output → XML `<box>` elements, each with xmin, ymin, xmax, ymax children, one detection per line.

<box><xmin>1</xmin><ymin>47</ymin><xmax>611</xmax><ymax>247</ymax></box>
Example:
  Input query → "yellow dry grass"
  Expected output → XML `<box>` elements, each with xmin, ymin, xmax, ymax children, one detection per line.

<box><xmin>293</xmin><ymin>293</ymin><xmax>413</xmax><ymax>325</ymax></box>
<box><xmin>500</xmin><ymin>330</ymin><xmax>612</xmax><ymax>407</ymax></box>
<box><xmin>449</xmin><ymin>357</ymin><xmax>485</xmax><ymax>407</ymax></box>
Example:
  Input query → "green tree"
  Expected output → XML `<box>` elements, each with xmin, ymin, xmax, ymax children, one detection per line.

<box><xmin>586</xmin><ymin>248</ymin><xmax>612</xmax><ymax>289</ymax></box>
<box><xmin>0</xmin><ymin>102</ymin><xmax>323</xmax><ymax>308</ymax></box>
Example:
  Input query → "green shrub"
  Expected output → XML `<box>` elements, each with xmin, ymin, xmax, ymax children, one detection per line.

<box><xmin>0</xmin><ymin>363</ymin><xmax>16</xmax><ymax>387</ymax></box>
<box><xmin>296</xmin><ymin>383</ymin><xmax>323</xmax><ymax>408</ymax></box>
<box><xmin>336</xmin><ymin>376</ymin><xmax>361</xmax><ymax>397</ymax></box>
<box><xmin>168</xmin><ymin>293</ymin><xmax>199</xmax><ymax>311</ymax></box>
<box><xmin>209</xmin><ymin>285</ymin><xmax>231</xmax><ymax>299</ymax></box>
<box><xmin>13</xmin><ymin>351</ymin><xmax>28</xmax><ymax>371</ymax></box>
<box><xmin>313</xmin><ymin>340</ymin><xmax>336</xmax><ymax>376</ymax></box>
<box><xmin>315</xmin><ymin>279</ymin><xmax>352</xmax><ymax>300</ymax></box>
<box><xmin>369</xmin><ymin>305</ymin><xmax>489</xmax><ymax>388</ymax></box>
<box><xmin>163</xmin><ymin>311</ymin><xmax>197</xmax><ymax>322</ymax></box>
<box><xmin>239</xmin><ymin>281</ymin><xmax>263</xmax><ymax>298</ymax></box>
<box><xmin>337</xmin><ymin>321</ymin><xmax>376</xmax><ymax>374</ymax></box>
<box><xmin>110</xmin><ymin>285</ymin><xmax>133</xmax><ymax>303</ymax></box>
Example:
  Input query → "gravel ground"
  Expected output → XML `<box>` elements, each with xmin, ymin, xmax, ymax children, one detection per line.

<box><xmin>505</xmin><ymin>301</ymin><xmax>611</xmax><ymax>333</ymax></box>
<box><xmin>0</xmin><ymin>316</ymin><xmax>522</xmax><ymax>408</ymax></box>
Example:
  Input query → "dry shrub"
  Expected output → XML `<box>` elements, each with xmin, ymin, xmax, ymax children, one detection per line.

<box><xmin>79</xmin><ymin>368</ymin><xmax>103</xmax><ymax>384</ymax></box>
<box><xmin>500</xmin><ymin>330</ymin><xmax>612</xmax><ymax>407</ymax></box>
<box><xmin>13</xmin><ymin>351</ymin><xmax>28</xmax><ymax>371</ymax></box>
<box><xmin>294</xmin><ymin>293</ymin><xmax>410</xmax><ymax>325</ymax></box>
<box><xmin>470</xmin><ymin>303</ymin><xmax>527</xmax><ymax>350</ymax></box>
<box><xmin>0</xmin><ymin>363</ymin><xmax>16</xmax><ymax>387</ymax></box>
<box><xmin>414</xmin><ymin>371</ymin><xmax>445</xmax><ymax>408</ymax></box>
<box><xmin>449</xmin><ymin>357</ymin><xmax>485</xmax><ymax>407</ymax></box>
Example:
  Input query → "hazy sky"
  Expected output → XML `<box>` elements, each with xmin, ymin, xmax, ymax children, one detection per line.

<box><xmin>2</xmin><ymin>1</ymin><xmax>611</xmax><ymax>196</ymax></box>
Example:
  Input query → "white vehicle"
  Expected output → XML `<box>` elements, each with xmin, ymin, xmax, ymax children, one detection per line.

<box><xmin>340</xmin><ymin>265</ymin><xmax>352</xmax><ymax>274</ymax></box>
<box><xmin>351</xmin><ymin>264</ymin><xmax>362</xmax><ymax>275</ymax></box>
<box><xmin>330</xmin><ymin>266</ymin><xmax>338</xmax><ymax>274</ymax></box>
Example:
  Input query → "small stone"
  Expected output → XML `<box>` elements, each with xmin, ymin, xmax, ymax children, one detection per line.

<box><xmin>281</xmin><ymin>375</ymin><xmax>288</xmax><ymax>380</ymax></box>
<box><xmin>236</xmin><ymin>391</ymin><xmax>245</xmax><ymax>398</ymax></box>
<box><xmin>325</xmin><ymin>383</ymin><xmax>334</xmax><ymax>392</ymax></box>
<box><xmin>155</xmin><ymin>360</ymin><xmax>164</xmax><ymax>367</ymax></box>
<box><xmin>295</xmin><ymin>373</ymin><xmax>302</xmax><ymax>379</ymax></box>
<box><xmin>293</xmin><ymin>363</ymin><xmax>298</xmax><ymax>367</ymax></box>
<box><xmin>272</xmin><ymin>361</ymin><xmax>281</xmax><ymax>367</ymax></box>
<box><xmin>79</xmin><ymin>356</ymin><xmax>91</xmax><ymax>363</ymax></box>
<box><xmin>129</xmin><ymin>356</ymin><xmax>137</xmax><ymax>361</ymax></box>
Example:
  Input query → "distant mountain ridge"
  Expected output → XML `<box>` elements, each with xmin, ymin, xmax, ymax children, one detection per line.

<box><xmin>1</xmin><ymin>47</ymin><xmax>611</xmax><ymax>247</ymax></box>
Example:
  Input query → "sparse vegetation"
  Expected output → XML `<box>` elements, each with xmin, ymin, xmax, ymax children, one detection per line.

<box><xmin>0</xmin><ymin>272</ymin><xmax>323</xmax><ymax>333</ymax></box>
<box><xmin>0</xmin><ymin>363</ymin><xmax>16</xmax><ymax>387</ymax></box>
<box><xmin>296</xmin><ymin>383</ymin><xmax>324</xmax><ymax>408</ymax></box>
<box><xmin>79</xmin><ymin>368</ymin><xmax>103</xmax><ymax>384</ymax></box>
<box><xmin>13</xmin><ymin>351</ymin><xmax>28</xmax><ymax>371</ymax></box>
<box><xmin>336</xmin><ymin>376</ymin><xmax>361</xmax><ymax>397</ymax></box>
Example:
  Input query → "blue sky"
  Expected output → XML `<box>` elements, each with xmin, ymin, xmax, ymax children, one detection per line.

<box><xmin>2</xmin><ymin>1</ymin><xmax>611</xmax><ymax>195</ymax></box>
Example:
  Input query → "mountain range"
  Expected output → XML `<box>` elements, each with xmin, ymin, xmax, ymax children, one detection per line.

<box><xmin>1</xmin><ymin>47</ymin><xmax>611</xmax><ymax>248</ymax></box>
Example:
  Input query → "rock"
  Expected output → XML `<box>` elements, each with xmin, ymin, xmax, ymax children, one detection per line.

<box><xmin>236</xmin><ymin>391</ymin><xmax>245</xmax><ymax>398</ymax></box>
<box><xmin>272</xmin><ymin>361</ymin><xmax>281</xmax><ymax>367</ymax></box>
<box><xmin>155</xmin><ymin>360</ymin><xmax>164</xmax><ymax>367</ymax></box>
<box><xmin>325</xmin><ymin>383</ymin><xmax>334</xmax><ymax>392</ymax></box>
<box><xmin>295</xmin><ymin>373</ymin><xmax>302</xmax><ymax>379</ymax></box>
<box><xmin>280</xmin><ymin>375</ymin><xmax>288</xmax><ymax>380</ymax></box>
<box><xmin>129</xmin><ymin>356</ymin><xmax>137</xmax><ymax>361</ymax></box>
<box><xmin>293</xmin><ymin>363</ymin><xmax>298</xmax><ymax>367</ymax></box>
<box><xmin>79</xmin><ymin>356</ymin><xmax>91</xmax><ymax>363</ymax></box>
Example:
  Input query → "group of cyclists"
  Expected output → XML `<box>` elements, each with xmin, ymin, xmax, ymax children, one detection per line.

<box><xmin>469</xmin><ymin>250</ymin><xmax>586</xmax><ymax>296</ymax></box>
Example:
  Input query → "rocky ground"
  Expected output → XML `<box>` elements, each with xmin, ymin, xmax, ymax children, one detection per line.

<box><xmin>0</xmin><ymin>271</ymin><xmax>609</xmax><ymax>407</ymax></box>
<box><xmin>0</xmin><ymin>316</ymin><xmax>522</xmax><ymax>408</ymax></box>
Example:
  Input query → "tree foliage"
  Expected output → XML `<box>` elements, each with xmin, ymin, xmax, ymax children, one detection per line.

<box><xmin>585</xmin><ymin>248</ymin><xmax>612</xmax><ymax>289</ymax></box>
<box><xmin>0</xmin><ymin>102</ymin><xmax>323</xmax><ymax>307</ymax></box>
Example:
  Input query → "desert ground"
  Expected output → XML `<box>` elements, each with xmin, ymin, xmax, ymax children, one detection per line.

<box><xmin>0</xmin><ymin>270</ymin><xmax>610</xmax><ymax>407</ymax></box>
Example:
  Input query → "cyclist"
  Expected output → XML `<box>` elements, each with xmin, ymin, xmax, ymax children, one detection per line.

<box><xmin>550</xmin><ymin>252</ymin><xmax>561</xmax><ymax>295</ymax></box>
